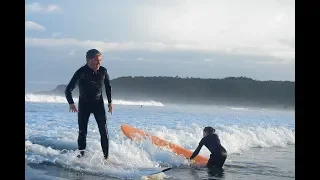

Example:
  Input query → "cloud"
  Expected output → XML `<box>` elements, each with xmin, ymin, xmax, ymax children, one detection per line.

<box><xmin>25</xmin><ymin>21</ymin><xmax>46</xmax><ymax>31</ymax></box>
<box><xmin>52</xmin><ymin>32</ymin><xmax>63</xmax><ymax>38</ymax></box>
<box><xmin>25</xmin><ymin>2</ymin><xmax>62</xmax><ymax>13</ymax></box>
<box><xmin>110</xmin><ymin>56</ymin><xmax>124</xmax><ymax>61</ymax></box>
<box><xmin>136</xmin><ymin>57</ymin><xmax>144</xmax><ymax>61</ymax></box>
<box><xmin>129</xmin><ymin>0</ymin><xmax>295</xmax><ymax>60</ymax></box>
<box><xmin>25</xmin><ymin>0</ymin><xmax>295</xmax><ymax>82</ymax></box>
<box><xmin>25</xmin><ymin>37</ymin><xmax>294</xmax><ymax>62</ymax></box>
<box><xmin>133</xmin><ymin>0</ymin><xmax>294</xmax><ymax>41</ymax></box>
<box><xmin>24</xmin><ymin>0</ymin><xmax>294</xmax><ymax>61</ymax></box>
<box><xmin>256</xmin><ymin>58</ymin><xmax>293</xmax><ymax>65</ymax></box>
<box><xmin>204</xmin><ymin>58</ymin><xmax>213</xmax><ymax>62</ymax></box>
<box><xmin>68</xmin><ymin>49</ymin><xmax>76</xmax><ymax>56</ymax></box>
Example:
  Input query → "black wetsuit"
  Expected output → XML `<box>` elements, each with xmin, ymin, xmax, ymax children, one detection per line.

<box><xmin>190</xmin><ymin>133</ymin><xmax>227</xmax><ymax>168</ymax></box>
<box><xmin>65</xmin><ymin>64</ymin><xmax>112</xmax><ymax>159</ymax></box>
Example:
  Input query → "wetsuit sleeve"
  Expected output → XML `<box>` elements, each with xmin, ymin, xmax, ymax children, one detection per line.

<box><xmin>104</xmin><ymin>68</ymin><xmax>112</xmax><ymax>104</ymax></box>
<box><xmin>65</xmin><ymin>69</ymin><xmax>81</xmax><ymax>104</ymax></box>
<box><xmin>190</xmin><ymin>138</ymin><xmax>204</xmax><ymax>159</ymax></box>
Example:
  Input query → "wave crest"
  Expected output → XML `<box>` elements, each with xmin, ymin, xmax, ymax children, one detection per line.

<box><xmin>25</xmin><ymin>94</ymin><xmax>164</xmax><ymax>107</ymax></box>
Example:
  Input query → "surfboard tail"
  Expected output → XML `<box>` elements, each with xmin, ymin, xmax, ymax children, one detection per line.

<box><xmin>121</xmin><ymin>124</ymin><xmax>209</xmax><ymax>166</ymax></box>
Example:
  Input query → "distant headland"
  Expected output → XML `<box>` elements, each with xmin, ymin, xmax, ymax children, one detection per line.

<box><xmin>33</xmin><ymin>76</ymin><xmax>295</xmax><ymax>109</ymax></box>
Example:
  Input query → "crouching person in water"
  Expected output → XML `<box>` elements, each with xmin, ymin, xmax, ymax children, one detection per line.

<box><xmin>189</xmin><ymin>126</ymin><xmax>227</xmax><ymax>168</ymax></box>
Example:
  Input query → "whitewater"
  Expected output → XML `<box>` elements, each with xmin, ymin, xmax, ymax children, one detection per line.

<box><xmin>25</xmin><ymin>94</ymin><xmax>295</xmax><ymax>180</ymax></box>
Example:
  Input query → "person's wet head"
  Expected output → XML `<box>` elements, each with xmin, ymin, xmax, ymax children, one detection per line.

<box><xmin>203</xmin><ymin>126</ymin><xmax>215</xmax><ymax>137</ymax></box>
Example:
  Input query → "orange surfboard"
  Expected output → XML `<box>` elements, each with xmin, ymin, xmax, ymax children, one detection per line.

<box><xmin>120</xmin><ymin>124</ymin><xmax>208</xmax><ymax>166</ymax></box>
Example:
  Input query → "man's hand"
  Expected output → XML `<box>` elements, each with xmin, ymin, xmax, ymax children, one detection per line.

<box><xmin>69</xmin><ymin>103</ymin><xmax>78</xmax><ymax>112</ymax></box>
<box><xmin>108</xmin><ymin>103</ymin><xmax>113</xmax><ymax>115</ymax></box>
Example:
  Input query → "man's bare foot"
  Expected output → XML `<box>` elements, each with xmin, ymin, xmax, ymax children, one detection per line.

<box><xmin>77</xmin><ymin>151</ymin><xmax>85</xmax><ymax>158</ymax></box>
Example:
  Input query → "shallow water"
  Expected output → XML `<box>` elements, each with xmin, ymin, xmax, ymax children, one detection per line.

<box><xmin>25</xmin><ymin>94</ymin><xmax>295</xmax><ymax>179</ymax></box>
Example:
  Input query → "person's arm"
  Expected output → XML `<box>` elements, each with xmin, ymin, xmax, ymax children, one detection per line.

<box><xmin>104</xmin><ymin>68</ymin><xmax>112</xmax><ymax>104</ymax></box>
<box><xmin>65</xmin><ymin>69</ymin><xmax>81</xmax><ymax>104</ymax></box>
<box><xmin>190</xmin><ymin>139</ymin><xmax>204</xmax><ymax>160</ymax></box>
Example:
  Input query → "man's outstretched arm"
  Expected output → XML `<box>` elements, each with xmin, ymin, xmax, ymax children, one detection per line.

<box><xmin>65</xmin><ymin>70</ymin><xmax>81</xmax><ymax>104</ymax></box>
<box><xmin>104</xmin><ymin>68</ymin><xmax>112</xmax><ymax>104</ymax></box>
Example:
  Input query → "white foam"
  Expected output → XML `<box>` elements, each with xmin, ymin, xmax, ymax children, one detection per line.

<box><xmin>26</xmin><ymin>116</ymin><xmax>294</xmax><ymax>178</ymax></box>
<box><xmin>135</xmin><ymin>123</ymin><xmax>295</xmax><ymax>156</ymax></box>
<box><xmin>25</xmin><ymin>94</ymin><xmax>164</xmax><ymax>107</ymax></box>
<box><xmin>25</xmin><ymin>139</ymin><xmax>174</xmax><ymax>179</ymax></box>
<box><xmin>227</xmin><ymin>106</ymin><xmax>249</xmax><ymax>111</ymax></box>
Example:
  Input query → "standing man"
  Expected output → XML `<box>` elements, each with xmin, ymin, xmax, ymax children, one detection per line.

<box><xmin>65</xmin><ymin>49</ymin><xmax>113</xmax><ymax>160</ymax></box>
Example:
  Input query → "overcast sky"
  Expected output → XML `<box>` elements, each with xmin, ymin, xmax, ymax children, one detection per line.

<box><xmin>25</xmin><ymin>0</ymin><xmax>295</xmax><ymax>92</ymax></box>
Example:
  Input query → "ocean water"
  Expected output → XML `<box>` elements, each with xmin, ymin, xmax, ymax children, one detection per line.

<box><xmin>25</xmin><ymin>94</ymin><xmax>295</xmax><ymax>180</ymax></box>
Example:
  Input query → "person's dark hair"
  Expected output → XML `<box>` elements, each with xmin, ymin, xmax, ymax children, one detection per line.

<box><xmin>203</xmin><ymin>126</ymin><xmax>215</xmax><ymax>134</ymax></box>
<box><xmin>86</xmin><ymin>49</ymin><xmax>101</xmax><ymax>61</ymax></box>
